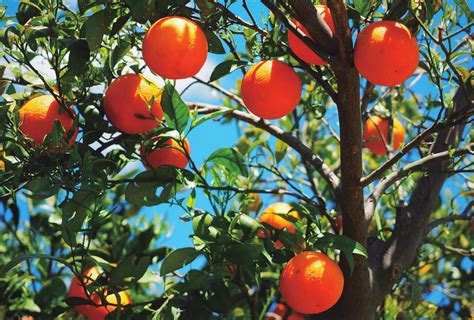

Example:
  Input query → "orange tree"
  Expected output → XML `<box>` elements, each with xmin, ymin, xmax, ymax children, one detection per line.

<box><xmin>0</xmin><ymin>0</ymin><xmax>472</xmax><ymax>319</ymax></box>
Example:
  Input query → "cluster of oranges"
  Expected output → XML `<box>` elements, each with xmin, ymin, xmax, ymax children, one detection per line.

<box><xmin>256</xmin><ymin>201</ymin><xmax>344</xmax><ymax>315</ymax></box>
<box><xmin>13</xmin><ymin>7</ymin><xmax>420</xmax><ymax>318</ymax></box>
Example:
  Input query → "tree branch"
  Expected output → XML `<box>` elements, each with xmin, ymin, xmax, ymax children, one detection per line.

<box><xmin>188</xmin><ymin>102</ymin><xmax>340</xmax><ymax>192</ymax></box>
<box><xmin>426</xmin><ymin>201</ymin><xmax>473</xmax><ymax>232</ymax></box>
<box><xmin>369</xmin><ymin>87</ymin><xmax>472</xmax><ymax>308</ymax></box>
<box><xmin>365</xmin><ymin>144</ymin><xmax>474</xmax><ymax>220</ymax></box>
<box><xmin>361</xmin><ymin>107</ymin><xmax>474</xmax><ymax>186</ymax></box>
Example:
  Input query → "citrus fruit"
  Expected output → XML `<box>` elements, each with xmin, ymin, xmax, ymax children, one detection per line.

<box><xmin>354</xmin><ymin>20</ymin><xmax>419</xmax><ymax>86</ymax></box>
<box><xmin>259</xmin><ymin>202</ymin><xmax>300</xmax><ymax>248</ymax></box>
<box><xmin>142</xmin><ymin>16</ymin><xmax>208</xmax><ymax>79</ymax></box>
<box><xmin>68</xmin><ymin>267</ymin><xmax>132</xmax><ymax>320</ymax></box>
<box><xmin>141</xmin><ymin>137</ymin><xmax>190</xmax><ymax>169</ymax></box>
<box><xmin>19</xmin><ymin>95</ymin><xmax>77</xmax><ymax>149</ymax></box>
<box><xmin>280</xmin><ymin>251</ymin><xmax>344</xmax><ymax>314</ymax></box>
<box><xmin>241</xmin><ymin>60</ymin><xmax>302</xmax><ymax>119</ymax></box>
<box><xmin>103</xmin><ymin>74</ymin><xmax>163</xmax><ymax>134</ymax></box>
<box><xmin>288</xmin><ymin>5</ymin><xmax>335</xmax><ymax>65</ymax></box>
<box><xmin>363</xmin><ymin>115</ymin><xmax>405</xmax><ymax>156</ymax></box>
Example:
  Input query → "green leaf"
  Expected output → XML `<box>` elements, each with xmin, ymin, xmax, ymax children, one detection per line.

<box><xmin>110</xmin><ymin>255</ymin><xmax>150</xmax><ymax>286</ymax></box>
<box><xmin>205</xmin><ymin>29</ymin><xmax>225</xmax><ymax>54</ymax></box>
<box><xmin>24</xmin><ymin>177</ymin><xmax>59</xmax><ymax>199</ymax></box>
<box><xmin>314</xmin><ymin>233</ymin><xmax>367</xmax><ymax>273</ymax></box>
<box><xmin>206</xmin><ymin>147</ymin><xmax>248</xmax><ymax>177</ymax></box>
<box><xmin>1</xmin><ymin>253</ymin><xmax>72</xmax><ymax>274</ymax></box>
<box><xmin>354</xmin><ymin>0</ymin><xmax>372</xmax><ymax>16</ymax></box>
<box><xmin>161</xmin><ymin>82</ymin><xmax>190</xmax><ymax>133</ymax></box>
<box><xmin>193</xmin><ymin>109</ymin><xmax>229</xmax><ymax>127</ymax></box>
<box><xmin>275</xmin><ymin>139</ymin><xmax>287</xmax><ymax>164</ymax></box>
<box><xmin>125</xmin><ymin>167</ymin><xmax>193</xmax><ymax>206</ymax></box>
<box><xmin>224</xmin><ymin>243</ymin><xmax>263</xmax><ymax>265</ymax></box>
<box><xmin>209</xmin><ymin>60</ymin><xmax>247</xmax><ymax>82</ymax></box>
<box><xmin>160</xmin><ymin>247</ymin><xmax>200</xmax><ymax>276</ymax></box>
<box><xmin>454</xmin><ymin>0</ymin><xmax>471</xmax><ymax>18</ymax></box>
<box><xmin>67</xmin><ymin>39</ymin><xmax>90</xmax><ymax>76</ymax></box>
<box><xmin>81</xmin><ymin>10</ymin><xmax>109</xmax><ymax>51</ymax></box>
<box><xmin>110</xmin><ymin>13</ymin><xmax>131</xmax><ymax>37</ymax></box>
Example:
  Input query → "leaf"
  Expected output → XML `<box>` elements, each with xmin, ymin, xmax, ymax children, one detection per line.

<box><xmin>67</xmin><ymin>39</ymin><xmax>90</xmax><ymax>76</ymax></box>
<box><xmin>1</xmin><ymin>253</ymin><xmax>72</xmax><ymax>274</ymax></box>
<box><xmin>314</xmin><ymin>233</ymin><xmax>367</xmax><ymax>273</ymax></box>
<box><xmin>275</xmin><ymin>139</ymin><xmax>287</xmax><ymax>164</ymax></box>
<box><xmin>193</xmin><ymin>109</ymin><xmax>229</xmax><ymax>127</ymax></box>
<box><xmin>161</xmin><ymin>82</ymin><xmax>190</xmax><ymax>133</ymax></box>
<box><xmin>224</xmin><ymin>243</ymin><xmax>263</xmax><ymax>265</ymax></box>
<box><xmin>206</xmin><ymin>147</ymin><xmax>248</xmax><ymax>177</ymax></box>
<box><xmin>125</xmin><ymin>167</ymin><xmax>194</xmax><ymax>206</ymax></box>
<box><xmin>409</xmin><ymin>279</ymin><xmax>423</xmax><ymax>307</ymax></box>
<box><xmin>205</xmin><ymin>29</ymin><xmax>225</xmax><ymax>54</ymax></box>
<box><xmin>209</xmin><ymin>60</ymin><xmax>247</xmax><ymax>82</ymax></box>
<box><xmin>24</xmin><ymin>177</ymin><xmax>59</xmax><ymax>199</ymax></box>
<box><xmin>354</xmin><ymin>0</ymin><xmax>372</xmax><ymax>16</ymax></box>
<box><xmin>81</xmin><ymin>10</ymin><xmax>109</xmax><ymax>51</ymax></box>
<box><xmin>110</xmin><ymin>13</ymin><xmax>131</xmax><ymax>37</ymax></box>
<box><xmin>160</xmin><ymin>247</ymin><xmax>200</xmax><ymax>276</ymax></box>
<box><xmin>454</xmin><ymin>0</ymin><xmax>471</xmax><ymax>18</ymax></box>
<box><xmin>110</xmin><ymin>255</ymin><xmax>150</xmax><ymax>286</ymax></box>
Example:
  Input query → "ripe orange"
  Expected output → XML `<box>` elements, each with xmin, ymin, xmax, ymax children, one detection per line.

<box><xmin>363</xmin><ymin>115</ymin><xmax>405</xmax><ymax>156</ymax></box>
<box><xmin>103</xmin><ymin>74</ymin><xmax>163</xmax><ymax>134</ymax></box>
<box><xmin>288</xmin><ymin>312</ymin><xmax>305</xmax><ymax>320</ymax></box>
<box><xmin>354</xmin><ymin>20</ymin><xmax>419</xmax><ymax>86</ymax></box>
<box><xmin>18</xmin><ymin>95</ymin><xmax>77</xmax><ymax>148</ymax></box>
<box><xmin>259</xmin><ymin>202</ymin><xmax>300</xmax><ymax>248</ymax></box>
<box><xmin>280</xmin><ymin>251</ymin><xmax>344</xmax><ymax>314</ymax></box>
<box><xmin>241</xmin><ymin>60</ymin><xmax>302</xmax><ymax>119</ymax></box>
<box><xmin>141</xmin><ymin>138</ymin><xmax>190</xmax><ymax>170</ymax></box>
<box><xmin>142</xmin><ymin>16</ymin><xmax>208</xmax><ymax>79</ymax></box>
<box><xmin>288</xmin><ymin>5</ymin><xmax>335</xmax><ymax>65</ymax></box>
<box><xmin>68</xmin><ymin>267</ymin><xmax>131</xmax><ymax>320</ymax></box>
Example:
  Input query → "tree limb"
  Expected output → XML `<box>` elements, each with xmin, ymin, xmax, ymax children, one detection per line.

<box><xmin>365</xmin><ymin>144</ymin><xmax>474</xmax><ymax>220</ymax></box>
<box><xmin>369</xmin><ymin>87</ymin><xmax>472</xmax><ymax>308</ymax></box>
<box><xmin>188</xmin><ymin>102</ymin><xmax>340</xmax><ymax>193</ymax></box>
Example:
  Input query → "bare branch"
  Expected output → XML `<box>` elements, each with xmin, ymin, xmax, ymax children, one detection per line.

<box><xmin>361</xmin><ymin>107</ymin><xmax>474</xmax><ymax>187</ymax></box>
<box><xmin>426</xmin><ymin>201</ymin><xmax>473</xmax><ymax>232</ymax></box>
<box><xmin>188</xmin><ymin>102</ymin><xmax>340</xmax><ymax>192</ymax></box>
<box><xmin>365</xmin><ymin>143</ymin><xmax>474</xmax><ymax>220</ymax></box>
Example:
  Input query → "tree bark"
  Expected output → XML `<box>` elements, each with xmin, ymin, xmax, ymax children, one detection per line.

<box><xmin>369</xmin><ymin>88</ymin><xmax>472</xmax><ymax>308</ymax></box>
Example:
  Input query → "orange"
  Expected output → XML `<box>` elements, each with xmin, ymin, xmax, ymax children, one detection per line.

<box><xmin>103</xmin><ymin>74</ymin><xmax>163</xmax><ymax>134</ymax></box>
<box><xmin>141</xmin><ymin>138</ymin><xmax>190</xmax><ymax>170</ymax></box>
<box><xmin>18</xmin><ymin>95</ymin><xmax>77</xmax><ymax>149</ymax></box>
<box><xmin>142</xmin><ymin>16</ymin><xmax>208</xmax><ymax>79</ymax></box>
<box><xmin>288</xmin><ymin>312</ymin><xmax>305</xmax><ymax>320</ymax></box>
<box><xmin>363</xmin><ymin>115</ymin><xmax>405</xmax><ymax>156</ymax></box>
<box><xmin>68</xmin><ymin>267</ymin><xmax>132</xmax><ymax>320</ymax></box>
<box><xmin>247</xmin><ymin>193</ymin><xmax>262</xmax><ymax>211</ymax></box>
<box><xmin>288</xmin><ymin>5</ymin><xmax>335</xmax><ymax>65</ymax></box>
<box><xmin>241</xmin><ymin>60</ymin><xmax>302</xmax><ymax>119</ymax></box>
<box><xmin>280</xmin><ymin>251</ymin><xmax>344</xmax><ymax>314</ymax></box>
<box><xmin>259</xmin><ymin>202</ymin><xmax>300</xmax><ymax>248</ymax></box>
<box><xmin>354</xmin><ymin>20</ymin><xmax>419</xmax><ymax>86</ymax></box>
